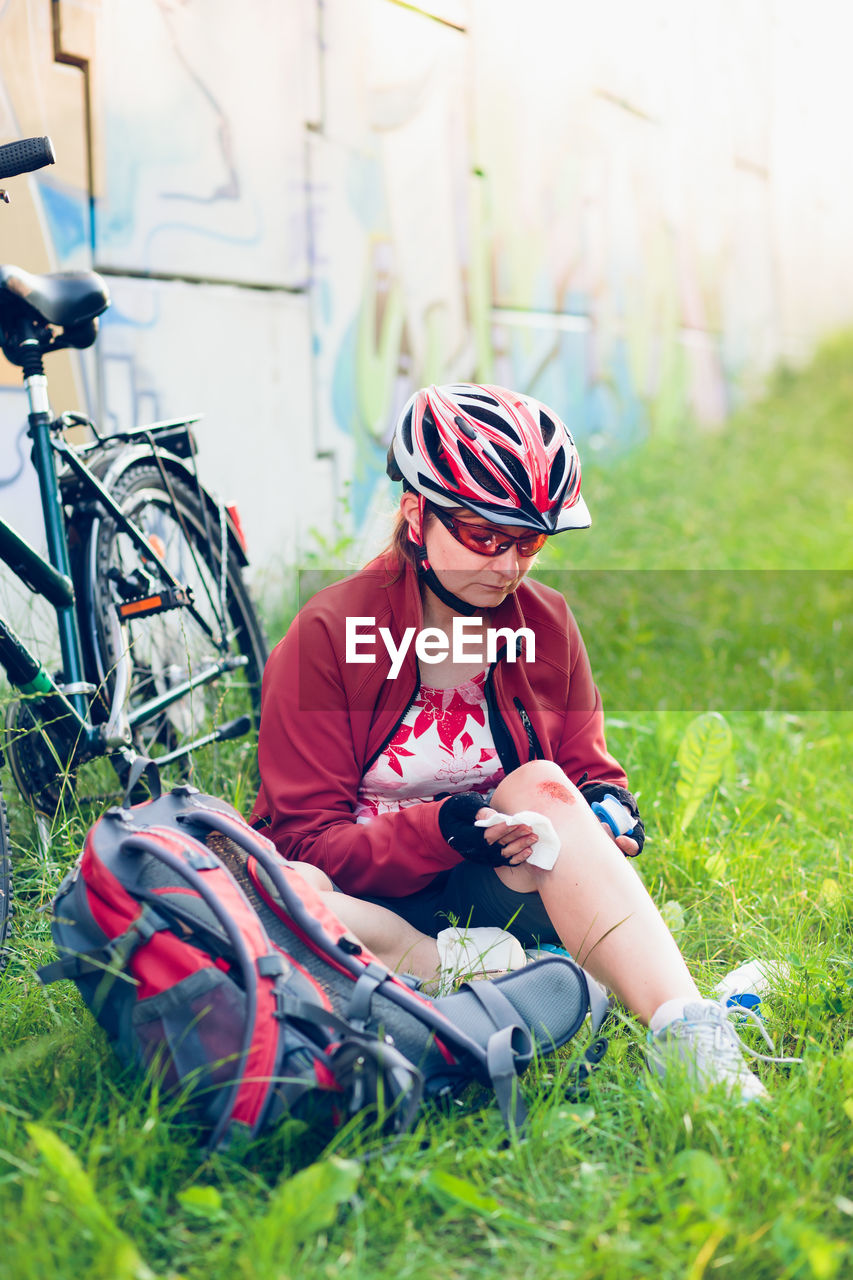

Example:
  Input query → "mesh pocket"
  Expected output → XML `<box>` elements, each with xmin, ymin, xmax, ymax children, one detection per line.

<box><xmin>132</xmin><ymin>967</ymin><xmax>248</xmax><ymax>1124</ymax></box>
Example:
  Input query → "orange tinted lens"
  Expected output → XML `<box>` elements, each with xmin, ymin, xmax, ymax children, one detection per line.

<box><xmin>517</xmin><ymin>533</ymin><xmax>547</xmax><ymax>556</ymax></box>
<box><xmin>453</xmin><ymin>522</ymin><xmax>502</xmax><ymax>554</ymax></box>
<box><xmin>452</xmin><ymin>520</ymin><xmax>546</xmax><ymax>557</ymax></box>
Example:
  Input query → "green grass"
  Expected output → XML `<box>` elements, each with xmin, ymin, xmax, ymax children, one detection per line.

<box><xmin>1</xmin><ymin>335</ymin><xmax>852</xmax><ymax>1278</ymax></box>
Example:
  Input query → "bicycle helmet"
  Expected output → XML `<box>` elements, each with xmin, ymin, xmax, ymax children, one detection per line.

<box><xmin>386</xmin><ymin>383</ymin><xmax>591</xmax><ymax>532</ymax></box>
<box><xmin>386</xmin><ymin>383</ymin><xmax>590</xmax><ymax>614</ymax></box>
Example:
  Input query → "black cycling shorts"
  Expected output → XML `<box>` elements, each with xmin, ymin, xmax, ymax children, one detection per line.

<box><xmin>360</xmin><ymin>860</ymin><xmax>560</xmax><ymax>950</ymax></box>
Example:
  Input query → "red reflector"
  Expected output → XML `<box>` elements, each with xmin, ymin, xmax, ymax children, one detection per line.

<box><xmin>226</xmin><ymin>503</ymin><xmax>248</xmax><ymax>555</ymax></box>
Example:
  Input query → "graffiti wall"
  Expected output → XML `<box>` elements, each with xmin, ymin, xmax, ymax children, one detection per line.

<box><xmin>1</xmin><ymin>0</ymin><xmax>852</xmax><ymax>587</ymax></box>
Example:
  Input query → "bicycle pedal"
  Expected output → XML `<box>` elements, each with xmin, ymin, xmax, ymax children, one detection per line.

<box><xmin>118</xmin><ymin>586</ymin><xmax>192</xmax><ymax>619</ymax></box>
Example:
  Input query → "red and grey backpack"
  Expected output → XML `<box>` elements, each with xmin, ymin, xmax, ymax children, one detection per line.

<box><xmin>40</xmin><ymin>766</ymin><xmax>604</xmax><ymax>1151</ymax></box>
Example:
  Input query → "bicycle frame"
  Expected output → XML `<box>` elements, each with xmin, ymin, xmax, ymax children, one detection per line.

<box><xmin>0</xmin><ymin>373</ymin><xmax>248</xmax><ymax>765</ymax></box>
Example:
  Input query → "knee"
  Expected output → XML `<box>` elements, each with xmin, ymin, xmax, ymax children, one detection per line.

<box><xmin>491</xmin><ymin>759</ymin><xmax>582</xmax><ymax>814</ymax></box>
<box><xmin>283</xmin><ymin>859</ymin><xmax>335</xmax><ymax>893</ymax></box>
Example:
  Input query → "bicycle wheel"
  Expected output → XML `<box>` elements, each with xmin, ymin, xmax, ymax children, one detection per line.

<box><xmin>83</xmin><ymin>461</ymin><xmax>267</xmax><ymax>778</ymax></box>
<box><xmin>0</xmin><ymin>776</ymin><xmax>11</xmax><ymax>972</ymax></box>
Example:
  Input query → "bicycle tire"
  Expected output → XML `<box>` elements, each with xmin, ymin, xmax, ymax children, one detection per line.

<box><xmin>83</xmin><ymin>461</ymin><xmax>267</xmax><ymax>776</ymax></box>
<box><xmin>0</xmin><ymin>774</ymin><xmax>11</xmax><ymax>973</ymax></box>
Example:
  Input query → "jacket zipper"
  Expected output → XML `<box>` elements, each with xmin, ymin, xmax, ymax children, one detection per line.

<box><xmin>362</xmin><ymin>673</ymin><xmax>422</xmax><ymax>774</ymax></box>
<box><xmin>483</xmin><ymin>656</ymin><xmax>521</xmax><ymax>775</ymax></box>
<box><xmin>514</xmin><ymin>698</ymin><xmax>544</xmax><ymax>761</ymax></box>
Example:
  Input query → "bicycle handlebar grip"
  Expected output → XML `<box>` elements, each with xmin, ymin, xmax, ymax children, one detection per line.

<box><xmin>0</xmin><ymin>136</ymin><xmax>56</xmax><ymax>181</ymax></box>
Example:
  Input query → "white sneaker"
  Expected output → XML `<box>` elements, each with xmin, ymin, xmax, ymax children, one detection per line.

<box><xmin>646</xmin><ymin>999</ymin><xmax>800</xmax><ymax>1102</ymax></box>
<box><xmin>435</xmin><ymin>926</ymin><xmax>527</xmax><ymax>996</ymax></box>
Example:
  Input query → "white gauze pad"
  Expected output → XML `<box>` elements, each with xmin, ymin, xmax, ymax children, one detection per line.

<box><xmin>475</xmin><ymin>809</ymin><xmax>561</xmax><ymax>870</ymax></box>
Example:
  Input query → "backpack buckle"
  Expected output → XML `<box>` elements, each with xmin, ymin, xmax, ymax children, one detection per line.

<box><xmin>182</xmin><ymin>844</ymin><xmax>220</xmax><ymax>871</ymax></box>
<box><xmin>101</xmin><ymin>904</ymin><xmax>169</xmax><ymax>967</ymax></box>
<box><xmin>256</xmin><ymin>953</ymin><xmax>295</xmax><ymax>1021</ymax></box>
<box><xmin>257</xmin><ymin>952</ymin><xmax>287</xmax><ymax>979</ymax></box>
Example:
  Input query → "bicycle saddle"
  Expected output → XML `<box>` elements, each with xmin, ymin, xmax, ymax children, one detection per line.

<box><xmin>0</xmin><ymin>264</ymin><xmax>110</xmax><ymax>328</ymax></box>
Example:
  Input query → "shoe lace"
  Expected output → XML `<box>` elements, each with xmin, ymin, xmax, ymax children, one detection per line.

<box><xmin>717</xmin><ymin>1000</ymin><xmax>803</xmax><ymax>1067</ymax></box>
<box><xmin>666</xmin><ymin>1000</ymin><xmax>804</xmax><ymax>1074</ymax></box>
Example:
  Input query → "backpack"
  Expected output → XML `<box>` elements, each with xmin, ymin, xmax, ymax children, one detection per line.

<box><xmin>39</xmin><ymin>768</ymin><xmax>603</xmax><ymax>1151</ymax></box>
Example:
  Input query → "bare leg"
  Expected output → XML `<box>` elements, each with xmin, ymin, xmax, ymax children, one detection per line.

<box><xmin>283</xmin><ymin>860</ymin><xmax>441</xmax><ymax>984</ymax></box>
<box><xmin>334</xmin><ymin>896</ymin><xmax>442</xmax><ymax>983</ymax></box>
<box><xmin>489</xmin><ymin>761</ymin><xmax>701</xmax><ymax>1024</ymax></box>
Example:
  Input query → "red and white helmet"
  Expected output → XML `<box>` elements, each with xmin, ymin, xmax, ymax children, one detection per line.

<box><xmin>386</xmin><ymin>383</ymin><xmax>590</xmax><ymax>532</ymax></box>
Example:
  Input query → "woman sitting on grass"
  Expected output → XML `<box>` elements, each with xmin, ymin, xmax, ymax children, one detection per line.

<box><xmin>252</xmin><ymin>383</ymin><xmax>769</xmax><ymax>1100</ymax></box>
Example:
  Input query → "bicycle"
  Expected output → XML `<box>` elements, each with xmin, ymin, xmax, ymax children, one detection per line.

<box><xmin>0</xmin><ymin>137</ymin><xmax>268</xmax><ymax>967</ymax></box>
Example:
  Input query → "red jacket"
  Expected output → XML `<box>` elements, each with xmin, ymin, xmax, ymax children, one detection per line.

<box><xmin>251</xmin><ymin>552</ymin><xmax>629</xmax><ymax>897</ymax></box>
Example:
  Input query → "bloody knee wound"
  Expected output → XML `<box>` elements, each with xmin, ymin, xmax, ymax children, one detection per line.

<box><xmin>535</xmin><ymin>779</ymin><xmax>576</xmax><ymax>805</ymax></box>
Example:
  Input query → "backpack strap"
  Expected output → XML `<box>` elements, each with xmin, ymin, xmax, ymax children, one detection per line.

<box><xmin>346</xmin><ymin>961</ymin><xmax>395</xmax><ymax>1030</ymax></box>
<box><xmin>38</xmin><ymin>903</ymin><xmax>170</xmax><ymax>1007</ymax></box>
<box><xmin>178</xmin><ymin>805</ymin><xmax>482</xmax><ymax>1049</ymax></box>
<box><xmin>254</xmin><ymin>989</ymin><xmax>424</xmax><ymax>1135</ymax></box>
<box><xmin>487</xmin><ymin>1026</ymin><xmax>527</xmax><ymax>1134</ymax></box>
<box><xmin>453</xmin><ymin>978</ymin><xmax>532</xmax><ymax>1050</ymax></box>
<box><xmin>122</xmin><ymin>755</ymin><xmax>162</xmax><ymax>805</ymax></box>
<box><xmin>455</xmin><ymin>980</ymin><xmax>532</xmax><ymax>1132</ymax></box>
<box><xmin>327</xmin><ymin>1038</ymin><xmax>424</xmax><ymax>1134</ymax></box>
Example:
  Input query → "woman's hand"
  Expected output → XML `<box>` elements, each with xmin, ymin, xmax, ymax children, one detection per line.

<box><xmin>438</xmin><ymin>793</ymin><xmax>534</xmax><ymax>867</ymax></box>
<box><xmin>580</xmin><ymin>784</ymin><xmax>645</xmax><ymax>856</ymax></box>
<box><xmin>597</xmin><ymin>821</ymin><xmax>640</xmax><ymax>858</ymax></box>
<box><xmin>474</xmin><ymin>806</ymin><xmax>536</xmax><ymax>867</ymax></box>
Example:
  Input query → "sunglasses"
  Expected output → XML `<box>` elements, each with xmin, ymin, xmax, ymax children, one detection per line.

<box><xmin>428</xmin><ymin>504</ymin><xmax>548</xmax><ymax>558</ymax></box>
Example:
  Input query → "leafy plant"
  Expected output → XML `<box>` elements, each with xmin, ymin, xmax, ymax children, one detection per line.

<box><xmin>674</xmin><ymin>711</ymin><xmax>733</xmax><ymax>832</ymax></box>
<box><xmin>236</xmin><ymin>1157</ymin><xmax>361</xmax><ymax>1279</ymax></box>
<box><xmin>26</xmin><ymin>1124</ymin><xmax>155</xmax><ymax>1280</ymax></box>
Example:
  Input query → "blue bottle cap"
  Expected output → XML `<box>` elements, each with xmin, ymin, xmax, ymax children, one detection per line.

<box><xmin>725</xmin><ymin>992</ymin><xmax>762</xmax><ymax>1011</ymax></box>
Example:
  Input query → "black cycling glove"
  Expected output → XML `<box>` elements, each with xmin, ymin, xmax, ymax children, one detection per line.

<box><xmin>437</xmin><ymin>792</ymin><xmax>513</xmax><ymax>867</ymax></box>
<box><xmin>579</xmin><ymin>780</ymin><xmax>645</xmax><ymax>855</ymax></box>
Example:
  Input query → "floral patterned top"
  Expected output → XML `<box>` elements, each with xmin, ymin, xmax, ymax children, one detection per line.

<box><xmin>354</xmin><ymin>671</ymin><xmax>505</xmax><ymax>822</ymax></box>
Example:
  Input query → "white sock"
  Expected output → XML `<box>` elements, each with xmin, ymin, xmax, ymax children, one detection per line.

<box><xmin>649</xmin><ymin>996</ymin><xmax>699</xmax><ymax>1034</ymax></box>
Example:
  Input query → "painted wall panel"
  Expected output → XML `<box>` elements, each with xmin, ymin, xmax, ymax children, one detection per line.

<box><xmin>96</xmin><ymin>277</ymin><xmax>332</xmax><ymax>578</ymax></box>
<box><xmin>770</xmin><ymin>0</ymin><xmax>853</xmax><ymax>357</ymax></box>
<box><xmin>94</xmin><ymin>0</ymin><xmax>312</xmax><ymax>286</ymax></box>
<box><xmin>0</xmin><ymin>0</ymin><xmax>94</xmax><ymax>561</ymax></box>
<box><xmin>308</xmin><ymin>0</ymin><xmax>473</xmax><ymax>534</ymax></box>
<box><xmin>395</xmin><ymin>1</ymin><xmax>468</xmax><ymax>25</ymax></box>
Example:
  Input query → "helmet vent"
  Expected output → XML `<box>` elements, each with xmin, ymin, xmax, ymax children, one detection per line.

<box><xmin>495</xmin><ymin>445</ymin><xmax>533</xmax><ymax>497</ymax></box>
<box><xmin>459</xmin><ymin>442</ymin><xmax>506</xmax><ymax>497</ymax></box>
<box><xmin>386</xmin><ymin>441</ymin><xmax>403</xmax><ymax>481</ymax></box>
<box><xmin>469</xmin><ymin>405</ymin><xmax>523</xmax><ymax>442</ymax></box>
<box><xmin>548</xmin><ymin>446</ymin><xmax>566</xmax><ymax>498</ymax></box>
<box><xmin>461</xmin><ymin>391</ymin><xmax>500</xmax><ymax>407</ymax></box>
<box><xmin>539</xmin><ymin>411</ymin><xmax>557</xmax><ymax>445</ymax></box>
<box><xmin>422</xmin><ymin>407</ymin><xmax>456</xmax><ymax>486</ymax></box>
<box><xmin>400</xmin><ymin>407</ymin><xmax>414</xmax><ymax>455</ymax></box>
